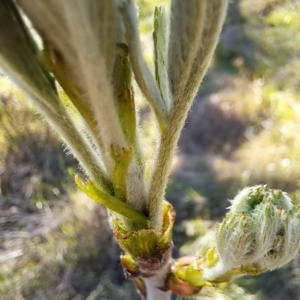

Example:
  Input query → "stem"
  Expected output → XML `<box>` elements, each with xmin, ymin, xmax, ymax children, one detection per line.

<box><xmin>143</xmin><ymin>262</ymin><xmax>172</xmax><ymax>300</ymax></box>
<box><xmin>148</xmin><ymin>101</ymin><xmax>198</xmax><ymax>229</ymax></box>
<box><xmin>133</xmin><ymin>248</ymin><xmax>173</xmax><ymax>300</ymax></box>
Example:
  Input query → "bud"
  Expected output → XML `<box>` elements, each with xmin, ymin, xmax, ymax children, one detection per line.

<box><xmin>207</xmin><ymin>185</ymin><xmax>300</xmax><ymax>280</ymax></box>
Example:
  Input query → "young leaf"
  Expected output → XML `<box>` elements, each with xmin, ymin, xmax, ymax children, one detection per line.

<box><xmin>75</xmin><ymin>175</ymin><xmax>147</xmax><ymax>227</ymax></box>
<box><xmin>0</xmin><ymin>0</ymin><xmax>111</xmax><ymax>190</ymax></box>
<box><xmin>168</xmin><ymin>0</ymin><xmax>206</xmax><ymax>103</ymax></box>
<box><xmin>184</xmin><ymin>0</ymin><xmax>228</xmax><ymax>101</ymax></box>
<box><xmin>153</xmin><ymin>5</ymin><xmax>172</xmax><ymax>113</ymax></box>
<box><xmin>119</xmin><ymin>0</ymin><xmax>168</xmax><ymax>129</ymax></box>
<box><xmin>18</xmin><ymin>0</ymin><xmax>128</xmax><ymax>174</ymax></box>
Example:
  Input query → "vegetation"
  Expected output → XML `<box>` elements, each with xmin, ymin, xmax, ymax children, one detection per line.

<box><xmin>1</xmin><ymin>0</ymin><xmax>300</xmax><ymax>299</ymax></box>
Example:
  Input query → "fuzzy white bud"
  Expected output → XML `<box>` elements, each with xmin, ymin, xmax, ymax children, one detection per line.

<box><xmin>205</xmin><ymin>186</ymin><xmax>300</xmax><ymax>280</ymax></box>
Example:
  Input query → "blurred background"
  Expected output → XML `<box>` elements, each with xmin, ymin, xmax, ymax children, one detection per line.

<box><xmin>1</xmin><ymin>0</ymin><xmax>300</xmax><ymax>299</ymax></box>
